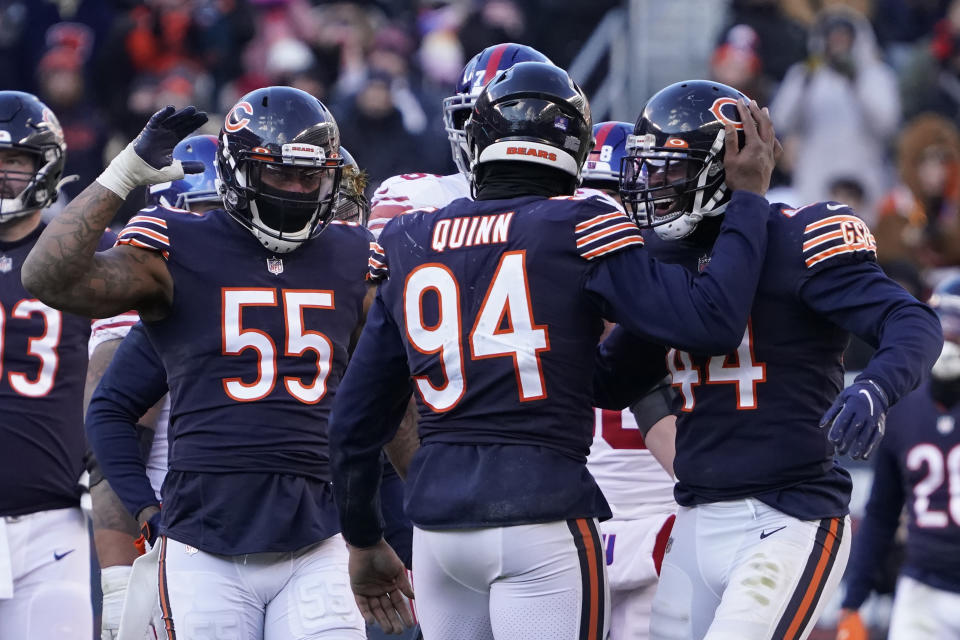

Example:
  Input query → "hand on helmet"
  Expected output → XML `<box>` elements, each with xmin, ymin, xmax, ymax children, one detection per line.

<box><xmin>97</xmin><ymin>106</ymin><xmax>208</xmax><ymax>199</ymax></box>
<box><xmin>722</xmin><ymin>99</ymin><xmax>777</xmax><ymax>197</ymax></box>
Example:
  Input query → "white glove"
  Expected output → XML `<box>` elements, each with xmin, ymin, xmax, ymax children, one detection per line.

<box><xmin>101</xmin><ymin>565</ymin><xmax>132</xmax><ymax>640</ymax></box>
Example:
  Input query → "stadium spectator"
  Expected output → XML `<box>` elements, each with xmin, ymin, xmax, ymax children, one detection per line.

<box><xmin>771</xmin><ymin>5</ymin><xmax>900</xmax><ymax>222</ymax></box>
<box><xmin>720</xmin><ymin>0</ymin><xmax>808</xmax><ymax>83</ymax></box>
<box><xmin>875</xmin><ymin>113</ymin><xmax>960</xmax><ymax>273</ymax></box>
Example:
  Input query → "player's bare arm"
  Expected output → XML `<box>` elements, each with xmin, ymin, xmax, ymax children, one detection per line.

<box><xmin>21</xmin><ymin>106</ymin><xmax>207</xmax><ymax>320</ymax></box>
<box><xmin>644</xmin><ymin>416</ymin><xmax>676</xmax><ymax>478</ymax></box>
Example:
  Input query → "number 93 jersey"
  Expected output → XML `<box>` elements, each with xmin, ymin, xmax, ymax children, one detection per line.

<box><xmin>644</xmin><ymin>201</ymin><xmax>904</xmax><ymax>521</ymax></box>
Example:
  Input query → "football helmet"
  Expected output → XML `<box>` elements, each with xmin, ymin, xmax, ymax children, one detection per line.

<box><xmin>443</xmin><ymin>43</ymin><xmax>552</xmax><ymax>177</ymax></box>
<box><xmin>0</xmin><ymin>91</ymin><xmax>67</xmax><ymax>221</ymax></box>
<box><xmin>216</xmin><ymin>86</ymin><xmax>343</xmax><ymax>254</ymax></box>
<box><xmin>146</xmin><ymin>135</ymin><xmax>220</xmax><ymax>212</ymax></box>
<box><xmin>465</xmin><ymin>62</ymin><xmax>593</xmax><ymax>184</ymax></box>
<box><xmin>332</xmin><ymin>146</ymin><xmax>369</xmax><ymax>226</ymax></box>
<box><xmin>582</xmin><ymin>121</ymin><xmax>633</xmax><ymax>192</ymax></box>
<box><xmin>929</xmin><ymin>276</ymin><xmax>960</xmax><ymax>402</ymax></box>
<box><xmin>620</xmin><ymin>80</ymin><xmax>747</xmax><ymax>240</ymax></box>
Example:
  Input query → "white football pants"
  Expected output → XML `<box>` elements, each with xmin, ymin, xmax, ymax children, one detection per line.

<box><xmin>158</xmin><ymin>534</ymin><xmax>365</xmax><ymax>639</ymax></box>
<box><xmin>888</xmin><ymin>574</ymin><xmax>960</xmax><ymax>639</ymax></box>
<box><xmin>650</xmin><ymin>500</ymin><xmax>850</xmax><ymax>640</ymax></box>
<box><xmin>412</xmin><ymin>519</ymin><xmax>609</xmax><ymax>639</ymax></box>
<box><xmin>0</xmin><ymin>506</ymin><xmax>92</xmax><ymax>639</ymax></box>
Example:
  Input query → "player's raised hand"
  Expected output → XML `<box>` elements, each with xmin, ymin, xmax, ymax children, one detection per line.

<box><xmin>347</xmin><ymin>539</ymin><xmax>415</xmax><ymax>634</ymax></box>
<box><xmin>96</xmin><ymin>105</ymin><xmax>208</xmax><ymax>200</ymax></box>
<box><xmin>722</xmin><ymin>98</ymin><xmax>778</xmax><ymax>197</ymax></box>
<box><xmin>819</xmin><ymin>379</ymin><xmax>889</xmax><ymax>460</ymax></box>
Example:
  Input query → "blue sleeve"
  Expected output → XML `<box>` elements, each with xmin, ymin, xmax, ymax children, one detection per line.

<box><xmin>797</xmin><ymin>260</ymin><xmax>943</xmax><ymax>404</ymax></box>
<box><xmin>329</xmin><ymin>288</ymin><xmax>413</xmax><ymax>548</ymax></box>
<box><xmin>85</xmin><ymin>323</ymin><xmax>168</xmax><ymax>518</ymax></box>
<box><xmin>592</xmin><ymin>324</ymin><xmax>668</xmax><ymax>410</ymax></box>
<box><xmin>841</xmin><ymin>434</ymin><xmax>905</xmax><ymax>609</ymax></box>
<box><xmin>584</xmin><ymin>190</ymin><xmax>769</xmax><ymax>354</ymax></box>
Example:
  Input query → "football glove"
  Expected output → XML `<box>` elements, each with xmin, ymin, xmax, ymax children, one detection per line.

<box><xmin>819</xmin><ymin>379</ymin><xmax>889</xmax><ymax>460</ymax></box>
<box><xmin>97</xmin><ymin>105</ymin><xmax>208</xmax><ymax>199</ymax></box>
<box><xmin>135</xmin><ymin>511</ymin><xmax>161</xmax><ymax>555</ymax></box>
<box><xmin>100</xmin><ymin>565</ymin><xmax>131</xmax><ymax>640</ymax></box>
<box><xmin>835</xmin><ymin>609</ymin><xmax>867</xmax><ymax>640</ymax></box>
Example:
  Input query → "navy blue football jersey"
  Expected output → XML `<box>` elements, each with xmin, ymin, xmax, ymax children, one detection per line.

<box><xmin>0</xmin><ymin>224</ymin><xmax>115</xmax><ymax>516</ymax></box>
<box><xmin>331</xmin><ymin>190</ymin><xmax>771</xmax><ymax>545</ymax></box>
<box><xmin>115</xmin><ymin>207</ymin><xmax>371</xmax><ymax>554</ymax></box>
<box><xmin>843</xmin><ymin>383</ymin><xmax>960</xmax><ymax>607</ymax></box>
<box><xmin>642</xmin><ymin>202</ymin><xmax>942</xmax><ymax>520</ymax></box>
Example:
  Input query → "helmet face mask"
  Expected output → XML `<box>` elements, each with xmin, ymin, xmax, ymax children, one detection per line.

<box><xmin>619</xmin><ymin>80</ymin><xmax>745</xmax><ymax>240</ymax></box>
<box><xmin>444</xmin><ymin>43</ymin><xmax>552</xmax><ymax>178</ymax></box>
<box><xmin>0</xmin><ymin>91</ymin><xmax>67</xmax><ymax>222</ymax></box>
<box><xmin>216</xmin><ymin>87</ymin><xmax>343</xmax><ymax>254</ymax></box>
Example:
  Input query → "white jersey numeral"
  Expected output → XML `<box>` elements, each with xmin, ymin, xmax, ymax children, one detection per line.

<box><xmin>667</xmin><ymin>323</ymin><xmax>766</xmax><ymax>411</ymax></box>
<box><xmin>0</xmin><ymin>300</ymin><xmax>63</xmax><ymax>398</ymax></box>
<box><xmin>221</xmin><ymin>288</ymin><xmax>335</xmax><ymax>404</ymax></box>
<box><xmin>908</xmin><ymin>443</ymin><xmax>960</xmax><ymax>528</ymax></box>
<box><xmin>404</xmin><ymin>250</ymin><xmax>549</xmax><ymax>411</ymax></box>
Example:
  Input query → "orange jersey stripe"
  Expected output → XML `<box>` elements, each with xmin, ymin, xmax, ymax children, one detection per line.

<box><xmin>804</xmin><ymin>215</ymin><xmax>859</xmax><ymax>234</ymax></box>
<box><xmin>805</xmin><ymin>243</ymin><xmax>874</xmax><ymax>268</ymax></box>
<box><xmin>128</xmin><ymin>215</ymin><xmax>168</xmax><ymax>228</ymax></box>
<box><xmin>576</xmin><ymin>222</ymin><xmax>639</xmax><ymax>248</ymax></box>
<box><xmin>802</xmin><ymin>230</ymin><xmax>844</xmax><ymax>252</ymax></box>
<box><xmin>118</xmin><ymin>226</ymin><xmax>170</xmax><ymax>246</ymax></box>
<box><xmin>575</xmin><ymin>212</ymin><xmax>623</xmax><ymax>233</ymax></box>
<box><xmin>582</xmin><ymin>236</ymin><xmax>644</xmax><ymax>260</ymax></box>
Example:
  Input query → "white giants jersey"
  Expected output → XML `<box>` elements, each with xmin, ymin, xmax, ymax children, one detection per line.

<box><xmin>368</xmin><ymin>172</ymin><xmax>471</xmax><ymax>236</ymax></box>
<box><xmin>367</xmin><ymin>172</ymin><xmax>624</xmax><ymax>238</ymax></box>
<box><xmin>589</xmin><ymin>408</ymin><xmax>676</xmax><ymax>520</ymax></box>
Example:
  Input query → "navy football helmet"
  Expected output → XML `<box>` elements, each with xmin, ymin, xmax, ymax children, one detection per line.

<box><xmin>620</xmin><ymin>80</ymin><xmax>747</xmax><ymax>240</ymax></box>
<box><xmin>582</xmin><ymin>121</ymin><xmax>633</xmax><ymax>193</ymax></box>
<box><xmin>443</xmin><ymin>43</ymin><xmax>552</xmax><ymax>177</ymax></box>
<box><xmin>465</xmin><ymin>62</ymin><xmax>592</xmax><ymax>186</ymax></box>
<box><xmin>0</xmin><ymin>91</ymin><xmax>67</xmax><ymax>221</ymax></box>
<box><xmin>146</xmin><ymin>135</ymin><xmax>220</xmax><ymax>212</ymax></box>
<box><xmin>216</xmin><ymin>86</ymin><xmax>343</xmax><ymax>254</ymax></box>
<box><xmin>332</xmin><ymin>146</ymin><xmax>369</xmax><ymax>226</ymax></box>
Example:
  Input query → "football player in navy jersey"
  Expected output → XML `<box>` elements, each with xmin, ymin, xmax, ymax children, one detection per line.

<box><xmin>328</xmin><ymin>61</ymin><xmax>779</xmax><ymax>638</ymax></box>
<box><xmin>612</xmin><ymin>80</ymin><xmax>943</xmax><ymax>640</ymax></box>
<box><xmin>89</xmin><ymin>133</ymin><xmax>222</xmax><ymax>640</ymax></box>
<box><xmin>0</xmin><ymin>90</ymin><xmax>135</xmax><ymax>638</ymax></box>
<box><xmin>22</xmin><ymin>88</ymin><xmax>375</xmax><ymax>638</ymax></box>
<box><xmin>837</xmin><ymin>277</ymin><xmax>960</xmax><ymax>640</ymax></box>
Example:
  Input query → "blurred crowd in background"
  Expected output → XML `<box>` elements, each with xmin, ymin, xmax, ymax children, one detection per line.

<box><xmin>10</xmin><ymin>0</ymin><xmax>960</xmax><ymax>299</ymax></box>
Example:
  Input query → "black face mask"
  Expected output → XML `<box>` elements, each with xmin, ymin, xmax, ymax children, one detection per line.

<box><xmin>931</xmin><ymin>377</ymin><xmax>960</xmax><ymax>408</ymax></box>
<box><xmin>256</xmin><ymin>180</ymin><xmax>322</xmax><ymax>233</ymax></box>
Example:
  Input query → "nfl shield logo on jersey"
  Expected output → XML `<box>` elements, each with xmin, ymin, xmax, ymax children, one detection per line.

<box><xmin>266</xmin><ymin>257</ymin><xmax>284</xmax><ymax>275</ymax></box>
<box><xmin>0</xmin><ymin>254</ymin><xmax>11</xmax><ymax>273</ymax></box>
